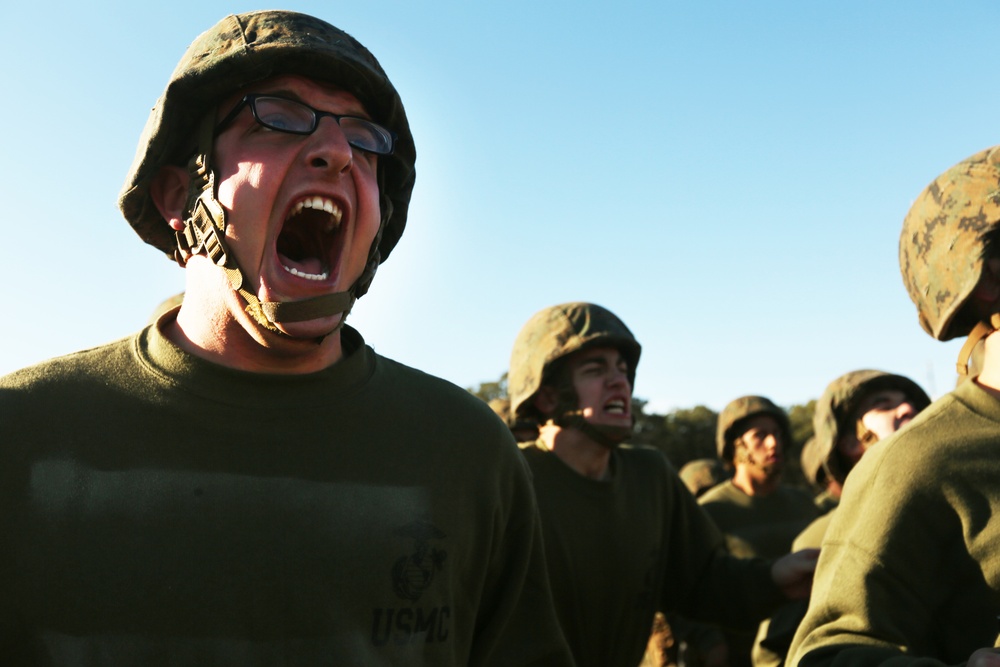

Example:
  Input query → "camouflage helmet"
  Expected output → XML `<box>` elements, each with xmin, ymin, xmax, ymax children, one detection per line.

<box><xmin>799</xmin><ymin>436</ymin><xmax>825</xmax><ymax>487</ymax></box>
<box><xmin>509</xmin><ymin>302</ymin><xmax>641</xmax><ymax>421</ymax></box>
<box><xmin>715</xmin><ymin>396</ymin><xmax>791</xmax><ymax>463</ymax></box>
<box><xmin>679</xmin><ymin>458</ymin><xmax>729</xmax><ymax>499</ymax></box>
<box><xmin>812</xmin><ymin>370</ymin><xmax>930</xmax><ymax>485</ymax></box>
<box><xmin>118</xmin><ymin>10</ymin><xmax>415</xmax><ymax>266</ymax></box>
<box><xmin>899</xmin><ymin>145</ymin><xmax>1000</xmax><ymax>344</ymax></box>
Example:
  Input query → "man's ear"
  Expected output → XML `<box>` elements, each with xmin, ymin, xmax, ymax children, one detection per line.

<box><xmin>148</xmin><ymin>165</ymin><xmax>190</xmax><ymax>232</ymax></box>
<box><xmin>732</xmin><ymin>438</ymin><xmax>748</xmax><ymax>465</ymax></box>
<box><xmin>533</xmin><ymin>386</ymin><xmax>558</xmax><ymax>417</ymax></box>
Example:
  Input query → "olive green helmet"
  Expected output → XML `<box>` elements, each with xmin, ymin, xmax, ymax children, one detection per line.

<box><xmin>118</xmin><ymin>11</ymin><xmax>416</xmax><ymax>329</ymax></box>
<box><xmin>715</xmin><ymin>396</ymin><xmax>791</xmax><ymax>464</ymax></box>
<box><xmin>799</xmin><ymin>436</ymin><xmax>825</xmax><ymax>487</ymax></box>
<box><xmin>679</xmin><ymin>458</ymin><xmax>729</xmax><ymax>498</ymax></box>
<box><xmin>509</xmin><ymin>302</ymin><xmax>641</xmax><ymax>423</ymax></box>
<box><xmin>900</xmin><ymin>145</ymin><xmax>1000</xmax><ymax>372</ymax></box>
<box><xmin>811</xmin><ymin>370</ymin><xmax>930</xmax><ymax>485</ymax></box>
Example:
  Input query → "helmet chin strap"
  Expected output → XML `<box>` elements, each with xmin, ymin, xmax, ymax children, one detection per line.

<box><xmin>546</xmin><ymin>381</ymin><xmax>633</xmax><ymax>448</ymax></box>
<box><xmin>956</xmin><ymin>312</ymin><xmax>1000</xmax><ymax>375</ymax></box>
<box><xmin>173</xmin><ymin>113</ymin><xmax>383</xmax><ymax>336</ymax></box>
<box><xmin>554</xmin><ymin>412</ymin><xmax>632</xmax><ymax>449</ymax></box>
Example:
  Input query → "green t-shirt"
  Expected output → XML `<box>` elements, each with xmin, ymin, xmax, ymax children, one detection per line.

<box><xmin>699</xmin><ymin>481</ymin><xmax>820</xmax><ymax>560</ymax></box>
<box><xmin>521</xmin><ymin>443</ymin><xmax>782</xmax><ymax>667</ymax></box>
<box><xmin>695</xmin><ymin>479</ymin><xmax>819</xmax><ymax>667</ymax></box>
<box><xmin>0</xmin><ymin>322</ymin><xmax>573</xmax><ymax>666</ymax></box>
<box><xmin>790</xmin><ymin>379</ymin><xmax>1000</xmax><ymax>667</ymax></box>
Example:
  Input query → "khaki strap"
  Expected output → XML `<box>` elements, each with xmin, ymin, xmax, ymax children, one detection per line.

<box><xmin>956</xmin><ymin>312</ymin><xmax>1000</xmax><ymax>375</ymax></box>
<box><xmin>555</xmin><ymin>411</ymin><xmax>632</xmax><ymax>449</ymax></box>
<box><xmin>262</xmin><ymin>292</ymin><xmax>354</xmax><ymax>323</ymax></box>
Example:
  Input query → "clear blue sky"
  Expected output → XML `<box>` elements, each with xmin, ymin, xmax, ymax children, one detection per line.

<box><xmin>2</xmin><ymin>1</ymin><xmax>994</xmax><ymax>412</ymax></box>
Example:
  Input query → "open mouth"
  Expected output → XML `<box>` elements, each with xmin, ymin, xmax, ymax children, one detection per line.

<box><xmin>605</xmin><ymin>398</ymin><xmax>629</xmax><ymax>416</ymax></box>
<box><xmin>277</xmin><ymin>196</ymin><xmax>344</xmax><ymax>282</ymax></box>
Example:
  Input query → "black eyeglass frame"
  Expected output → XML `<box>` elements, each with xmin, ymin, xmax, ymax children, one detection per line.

<box><xmin>213</xmin><ymin>93</ymin><xmax>397</xmax><ymax>156</ymax></box>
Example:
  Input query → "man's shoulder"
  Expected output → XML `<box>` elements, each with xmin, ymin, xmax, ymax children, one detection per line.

<box><xmin>370</xmin><ymin>351</ymin><xmax>515</xmax><ymax>451</ymax></box>
<box><xmin>617</xmin><ymin>443</ymin><xmax>676</xmax><ymax>473</ymax></box>
<box><xmin>793</xmin><ymin>511</ymin><xmax>833</xmax><ymax>551</ymax></box>
<box><xmin>618</xmin><ymin>443</ymin><xmax>670</xmax><ymax>459</ymax></box>
<box><xmin>775</xmin><ymin>483</ymin><xmax>819</xmax><ymax>506</ymax></box>
<box><xmin>372</xmin><ymin>352</ymin><xmax>495</xmax><ymax>412</ymax></box>
<box><xmin>1</xmin><ymin>335</ymin><xmax>137</xmax><ymax>393</ymax></box>
<box><xmin>698</xmin><ymin>478</ymin><xmax>738</xmax><ymax>505</ymax></box>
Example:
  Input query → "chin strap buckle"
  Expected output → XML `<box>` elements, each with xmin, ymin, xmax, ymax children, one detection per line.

<box><xmin>175</xmin><ymin>148</ymin><xmax>231</xmax><ymax>270</ymax></box>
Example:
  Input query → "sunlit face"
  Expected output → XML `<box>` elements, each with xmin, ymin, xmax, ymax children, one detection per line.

<box><xmin>734</xmin><ymin>414</ymin><xmax>784</xmax><ymax>479</ymax></box>
<box><xmin>210</xmin><ymin>74</ymin><xmax>381</xmax><ymax>339</ymax></box>
<box><xmin>837</xmin><ymin>389</ymin><xmax>917</xmax><ymax>466</ymax></box>
<box><xmin>565</xmin><ymin>347</ymin><xmax>633</xmax><ymax>429</ymax></box>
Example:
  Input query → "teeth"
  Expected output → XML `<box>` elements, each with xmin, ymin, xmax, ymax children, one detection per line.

<box><xmin>290</xmin><ymin>196</ymin><xmax>343</xmax><ymax>231</ymax></box>
<box><xmin>606</xmin><ymin>400</ymin><xmax>627</xmax><ymax>414</ymax></box>
<box><xmin>283</xmin><ymin>265</ymin><xmax>329</xmax><ymax>281</ymax></box>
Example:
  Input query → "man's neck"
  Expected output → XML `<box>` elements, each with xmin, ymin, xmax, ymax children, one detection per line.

<box><xmin>166</xmin><ymin>284</ymin><xmax>346</xmax><ymax>374</ymax></box>
<box><xmin>975</xmin><ymin>331</ymin><xmax>1000</xmax><ymax>399</ymax></box>
<box><xmin>537</xmin><ymin>422</ymin><xmax>612</xmax><ymax>481</ymax></box>
<box><xmin>731</xmin><ymin>466</ymin><xmax>779</xmax><ymax>497</ymax></box>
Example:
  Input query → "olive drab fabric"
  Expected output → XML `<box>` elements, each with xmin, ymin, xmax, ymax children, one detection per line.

<box><xmin>899</xmin><ymin>144</ymin><xmax>1000</xmax><ymax>341</ymax></box>
<box><xmin>508</xmin><ymin>302</ymin><xmax>641</xmax><ymax>421</ymax></box>
<box><xmin>118</xmin><ymin>10</ymin><xmax>416</xmax><ymax>266</ymax></box>
<box><xmin>715</xmin><ymin>396</ymin><xmax>791</xmax><ymax>463</ymax></box>
<box><xmin>811</xmin><ymin>370</ymin><xmax>931</xmax><ymax>485</ymax></box>
<box><xmin>789</xmin><ymin>379</ymin><xmax>1000</xmax><ymax>667</ymax></box>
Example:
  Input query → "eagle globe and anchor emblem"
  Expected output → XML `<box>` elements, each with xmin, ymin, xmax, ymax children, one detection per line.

<box><xmin>392</xmin><ymin>520</ymin><xmax>447</xmax><ymax>602</ymax></box>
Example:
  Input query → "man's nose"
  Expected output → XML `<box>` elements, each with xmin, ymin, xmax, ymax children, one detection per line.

<box><xmin>607</xmin><ymin>368</ymin><xmax>630</xmax><ymax>390</ymax></box>
<box><xmin>303</xmin><ymin>117</ymin><xmax>354</xmax><ymax>174</ymax></box>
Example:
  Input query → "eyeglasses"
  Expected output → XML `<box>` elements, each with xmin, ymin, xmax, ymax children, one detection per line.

<box><xmin>215</xmin><ymin>94</ymin><xmax>396</xmax><ymax>156</ymax></box>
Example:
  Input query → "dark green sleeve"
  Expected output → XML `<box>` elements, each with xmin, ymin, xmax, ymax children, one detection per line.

<box><xmin>664</xmin><ymin>476</ymin><xmax>784</xmax><ymax>628</ymax></box>
<box><xmin>790</xmin><ymin>386</ymin><xmax>1000</xmax><ymax>667</ymax></box>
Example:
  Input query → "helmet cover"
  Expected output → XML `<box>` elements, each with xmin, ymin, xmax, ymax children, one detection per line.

<box><xmin>811</xmin><ymin>370</ymin><xmax>930</xmax><ymax>484</ymax></box>
<box><xmin>509</xmin><ymin>302</ymin><xmax>641</xmax><ymax>422</ymax></box>
<box><xmin>118</xmin><ymin>10</ymin><xmax>415</xmax><ymax>265</ymax></box>
<box><xmin>715</xmin><ymin>395</ymin><xmax>791</xmax><ymax>463</ymax></box>
<box><xmin>799</xmin><ymin>436</ymin><xmax>826</xmax><ymax>487</ymax></box>
<box><xmin>900</xmin><ymin>144</ymin><xmax>1000</xmax><ymax>341</ymax></box>
<box><xmin>679</xmin><ymin>458</ymin><xmax>729</xmax><ymax>498</ymax></box>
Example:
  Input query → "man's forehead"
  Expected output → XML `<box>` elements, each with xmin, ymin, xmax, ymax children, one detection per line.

<box><xmin>571</xmin><ymin>346</ymin><xmax>625</xmax><ymax>365</ymax></box>
<box><xmin>220</xmin><ymin>74</ymin><xmax>371</xmax><ymax>116</ymax></box>
<box><xmin>742</xmin><ymin>414</ymin><xmax>780</xmax><ymax>432</ymax></box>
<box><xmin>855</xmin><ymin>388</ymin><xmax>908</xmax><ymax>413</ymax></box>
